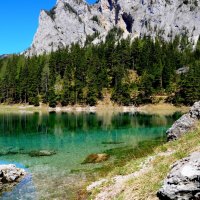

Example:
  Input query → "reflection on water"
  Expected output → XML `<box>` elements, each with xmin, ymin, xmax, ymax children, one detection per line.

<box><xmin>0</xmin><ymin>112</ymin><xmax>180</xmax><ymax>134</ymax></box>
<box><xmin>0</xmin><ymin>112</ymin><xmax>181</xmax><ymax>199</ymax></box>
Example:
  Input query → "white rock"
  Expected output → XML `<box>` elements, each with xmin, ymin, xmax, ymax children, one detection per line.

<box><xmin>158</xmin><ymin>152</ymin><xmax>200</xmax><ymax>200</ymax></box>
<box><xmin>0</xmin><ymin>164</ymin><xmax>25</xmax><ymax>183</ymax></box>
<box><xmin>25</xmin><ymin>0</ymin><xmax>200</xmax><ymax>56</ymax></box>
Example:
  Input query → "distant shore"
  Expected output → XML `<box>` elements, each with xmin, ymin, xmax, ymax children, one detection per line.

<box><xmin>0</xmin><ymin>103</ymin><xmax>189</xmax><ymax>115</ymax></box>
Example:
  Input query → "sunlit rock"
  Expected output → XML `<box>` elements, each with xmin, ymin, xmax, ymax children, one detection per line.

<box><xmin>167</xmin><ymin>101</ymin><xmax>200</xmax><ymax>141</ymax></box>
<box><xmin>0</xmin><ymin>164</ymin><xmax>26</xmax><ymax>192</ymax></box>
<box><xmin>25</xmin><ymin>0</ymin><xmax>200</xmax><ymax>56</ymax></box>
<box><xmin>157</xmin><ymin>152</ymin><xmax>200</xmax><ymax>200</ymax></box>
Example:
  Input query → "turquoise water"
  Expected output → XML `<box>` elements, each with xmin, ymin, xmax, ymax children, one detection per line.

<box><xmin>0</xmin><ymin>112</ymin><xmax>181</xmax><ymax>199</ymax></box>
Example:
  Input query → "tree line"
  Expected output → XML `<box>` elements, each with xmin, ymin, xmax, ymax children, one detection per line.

<box><xmin>0</xmin><ymin>28</ymin><xmax>199</xmax><ymax>107</ymax></box>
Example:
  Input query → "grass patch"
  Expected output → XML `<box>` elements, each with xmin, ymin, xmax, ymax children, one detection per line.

<box><xmin>83</xmin><ymin>138</ymin><xmax>165</xmax><ymax>179</ymax></box>
<box><xmin>116</xmin><ymin>124</ymin><xmax>200</xmax><ymax>200</ymax></box>
<box><xmin>70</xmin><ymin>137</ymin><xmax>165</xmax><ymax>192</ymax></box>
<box><xmin>138</xmin><ymin>103</ymin><xmax>189</xmax><ymax>115</ymax></box>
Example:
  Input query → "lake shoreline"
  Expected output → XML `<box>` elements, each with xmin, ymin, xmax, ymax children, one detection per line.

<box><xmin>87</xmin><ymin>124</ymin><xmax>200</xmax><ymax>200</ymax></box>
<box><xmin>0</xmin><ymin>103</ymin><xmax>189</xmax><ymax>115</ymax></box>
<box><xmin>0</xmin><ymin>106</ymin><xmax>186</xmax><ymax>199</ymax></box>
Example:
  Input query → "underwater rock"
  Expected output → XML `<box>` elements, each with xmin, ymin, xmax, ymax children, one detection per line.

<box><xmin>157</xmin><ymin>152</ymin><xmax>200</xmax><ymax>200</ymax></box>
<box><xmin>0</xmin><ymin>147</ymin><xmax>26</xmax><ymax>156</ymax></box>
<box><xmin>28</xmin><ymin>150</ymin><xmax>56</xmax><ymax>157</ymax></box>
<box><xmin>82</xmin><ymin>153</ymin><xmax>110</xmax><ymax>164</ymax></box>
<box><xmin>0</xmin><ymin>150</ymin><xmax>9</xmax><ymax>156</ymax></box>
<box><xmin>101</xmin><ymin>141</ymin><xmax>124</xmax><ymax>145</ymax></box>
<box><xmin>0</xmin><ymin>149</ymin><xmax>17</xmax><ymax>156</ymax></box>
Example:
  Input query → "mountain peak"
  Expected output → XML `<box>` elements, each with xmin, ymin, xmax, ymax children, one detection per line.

<box><xmin>25</xmin><ymin>0</ymin><xmax>200</xmax><ymax>56</ymax></box>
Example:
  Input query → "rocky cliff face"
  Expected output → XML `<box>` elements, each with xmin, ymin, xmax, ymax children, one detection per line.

<box><xmin>167</xmin><ymin>101</ymin><xmax>200</xmax><ymax>141</ymax></box>
<box><xmin>25</xmin><ymin>0</ymin><xmax>200</xmax><ymax>56</ymax></box>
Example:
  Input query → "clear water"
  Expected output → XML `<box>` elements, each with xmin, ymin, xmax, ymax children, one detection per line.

<box><xmin>0</xmin><ymin>111</ymin><xmax>181</xmax><ymax>199</ymax></box>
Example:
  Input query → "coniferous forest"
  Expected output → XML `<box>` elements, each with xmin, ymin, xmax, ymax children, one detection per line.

<box><xmin>0</xmin><ymin>28</ymin><xmax>200</xmax><ymax>107</ymax></box>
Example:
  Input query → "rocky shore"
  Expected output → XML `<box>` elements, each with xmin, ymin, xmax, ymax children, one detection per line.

<box><xmin>0</xmin><ymin>164</ymin><xmax>26</xmax><ymax>193</ymax></box>
<box><xmin>0</xmin><ymin>103</ymin><xmax>188</xmax><ymax>116</ymax></box>
<box><xmin>167</xmin><ymin>101</ymin><xmax>200</xmax><ymax>141</ymax></box>
<box><xmin>87</xmin><ymin>101</ymin><xmax>200</xmax><ymax>200</ymax></box>
<box><xmin>157</xmin><ymin>101</ymin><xmax>200</xmax><ymax>199</ymax></box>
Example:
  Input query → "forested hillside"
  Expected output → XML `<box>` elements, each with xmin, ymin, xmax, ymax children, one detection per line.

<box><xmin>0</xmin><ymin>29</ymin><xmax>200</xmax><ymax>107</ymax></box>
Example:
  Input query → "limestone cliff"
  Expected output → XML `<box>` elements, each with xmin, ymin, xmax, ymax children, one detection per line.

<box><xmin>25</xmin><ymin>0</ymin><xmax>200</xmax><ymax>56</ymax></box>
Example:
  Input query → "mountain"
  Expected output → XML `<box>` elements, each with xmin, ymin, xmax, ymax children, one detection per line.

<box><xmin>0</xmin><ymin>54</ymin><xmax>9</xmax><ymax>59</ymax></box>
<box><xmin>25</xmin><ymin>0</ymin><xmax>200</xmax><ymax>56</ymax></box>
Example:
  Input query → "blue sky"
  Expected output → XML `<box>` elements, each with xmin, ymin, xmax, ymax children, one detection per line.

<box><xmin>0</xmin><ymin>0</ymin><xmax>96</xmax><ymax>55</ymax></box>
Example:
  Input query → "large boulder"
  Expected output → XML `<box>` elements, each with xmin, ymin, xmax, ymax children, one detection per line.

<box><xmin>167</xmin><ymin>101</ymin><xmax>200</xmax><ymax>141</ymax></box>
<box><xmin>157</xmin><ymin>152</ymin><xmax>200</xmax><ymax>200</ymax></box>
<box><xmin>0</xmin><ymin>164</ymin><xmax>26</xmax><ymax>191</ymax></box>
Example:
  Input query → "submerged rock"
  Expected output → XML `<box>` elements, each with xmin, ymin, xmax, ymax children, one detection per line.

<box><xmin>101</xmin><ymin>141</ymin><xmax>124</xmax><ymax>145</ymax></box>
<box><xmin>167</xmin><ymin>101</ymin><xmax>200</xmax><ymax>141</ymax></box>
<box><xmin>82</xmin><ymin>153</ymin><xmax>110</xmax><ymax>164</ymax></box>
<box><xmin>0</xmin><ymin>147</ymin><xmax>22</xmax><ymax>156</ymax></box>
<box><xmin>0</xmin><ymin>148</ymin><xmax>56</xmax><ymax>157</ymax></box>
<box><xmin>157</xmin><ymin>152</ymin><xmax>200</xmax><ymax>200</ymax></box>
<box><xmin>28</xmin><ymin>150</ymin><xmax>56</xmax><ymax>157</ymax></box>
<box><xmin>0</xmin><ymin>164</ymin><xmax>26</xmax><ymax>192</ymax></box>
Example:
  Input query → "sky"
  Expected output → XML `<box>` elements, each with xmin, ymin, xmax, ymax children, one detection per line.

<box><xmin>0</xmin><ymin>0</ymin><xmax>96</xmax><ymax>55</ymax></box>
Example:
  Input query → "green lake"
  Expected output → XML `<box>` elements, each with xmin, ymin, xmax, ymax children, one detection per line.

<box><xmin>0</xmin><ymin>111</ymin><xmax>181</xmax><ymax>199</ymax></box>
